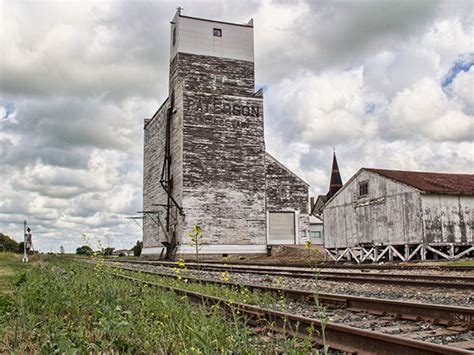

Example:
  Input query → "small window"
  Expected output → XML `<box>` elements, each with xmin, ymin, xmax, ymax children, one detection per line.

<box><xmin>172</xmin><ymin>27</ymin><xmax>176</xmax><ymax>46</ymax></box>
<box><xmin>310</xmin><ymin>231</ymin><xmax>321</xmax><ymax>239</ymax></box>
<box><xmin>300</xmin><ymin>230</ymin><xmax>307</xmax><ymax>238</ymax></box>
<box><xmin>215</xmin><ymin>74</ymin><xmax>226</xmax><ymax>85</ymax></box>
<box><xmin>213</xmin><ymin>28</ymin><xmax>222</xmax><ymax>37</ymax></box>
<box><xmin>358</xmin><ymin>181</ymin><xmax>369</xmax><ymax>198</ymax></box>
<box><xmin>278</xmin><ymin>185</ymin><xmax>288</xmax><ymax>197</ymax></box>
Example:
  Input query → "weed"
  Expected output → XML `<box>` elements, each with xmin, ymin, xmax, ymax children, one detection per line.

<box><xmin>305</xmin><ymin>245</ymin><xmax>329</xmax><ymax>354</ymax></box>
<box><xmin>1</xmin><ymin>256</ymin><xmax>322</xmax><ymax>353</ymax></box>
<box><xmin>189</xmin><ymin>226</ymin><xmax>204</xmax><ymax>280</ymax></box>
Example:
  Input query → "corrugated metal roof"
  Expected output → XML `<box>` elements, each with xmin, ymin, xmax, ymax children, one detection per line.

<box><xmin>366</xmin><ymin>168</ymin><xmax>474</xmax><ymax>195</ymax></box>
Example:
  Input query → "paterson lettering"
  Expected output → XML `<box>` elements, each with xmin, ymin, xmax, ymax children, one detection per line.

<box><xmin>185</xmin><ymin>96</ymin><xmax>260</xmax><ymax>118</ymax></box>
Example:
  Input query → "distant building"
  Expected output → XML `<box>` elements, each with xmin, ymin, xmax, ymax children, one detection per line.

<box><xmin>112</xmin><ymin>249</ymin><xmax>133</xmax><ymax>256</ymax></box>
<box><xmin>327</xmin><ymin>150</ymin><xmax>343</xmax><ymax>199</ymax></box>
<box><xmin>311</xmin><ymin>151</ymin><xmax>343</xmax><ymax>217</ymax></box>
<box><xmin>308</xmin><ymin>214</ymin><xmax>323</xmax><ymax>245</ymax></box>
<box><xmin>323</xmin><ymin>168</ymin><xmax>474</xmax><ymax>262</ymax></box>
<box><xmin>308</xmin><ymin>151</ymin><xmax>343</xmax><ymax>246</ymax></box>
<box><xmin>142</xmin><ymin>10</ymin><xmax>309</xmax><ymax>257</ymax></box>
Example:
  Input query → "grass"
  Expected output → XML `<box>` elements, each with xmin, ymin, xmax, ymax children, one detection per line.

<box><xmin>1</xmin><ymin>255</ymin><xmax>318</xmax><ymax>353</ymax></box>
<box><xmin>109</xmin><ymin>264</ymin><xmax>278</xmax><ymax>308</ymax></box>
<box><xmin>0</xmin><ymin>253</ymin><xmax>36</xmax><ymax>293</ymax></box>
<box><xmin>0</xmin><ymin>253</ymin><xmax>40</xmax><ymax>316</ymax></box>
<box><xmin>443</xmin><ymin>259</ymin><xmax>474</xmax><ymax>267</ymax></box>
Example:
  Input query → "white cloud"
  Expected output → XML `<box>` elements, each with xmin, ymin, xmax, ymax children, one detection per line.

<box><xmin>266</xmin><ymin>68</ymin><xmax>378</xmax><ymax>147</ymax></box>
<box><xmin>0</xmin><ymin>0</ymin><xmax>472</xmax><ymax>252</ymax></box>
<box><xmin>388</xmin><ymin>78</ymin><xmax>472</xmax><ymax>141</ymax></box>
<box><xmin>451</xmin><ymin>67</ymin><xmax>474</xmax><ymax>110</ymax></box>
<box><xmin>0</xmin><ymin>106</ymin><xmax>6</xmax><ymax>119</ymax></box>
<box><xmin>423</xmin><ymin>18</ymin><xmax>474</xmax><ymax>74</ymax></box>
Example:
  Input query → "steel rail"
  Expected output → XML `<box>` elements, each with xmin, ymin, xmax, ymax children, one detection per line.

<box><xmin>106</xmin><ymin>271</ymin><xmax>471</xmax><ymax>354</ymax></box>
<box><xmin>67</xmin><ymin>255</ymin><xmax>474</xmax><ymax>271</ymax></box>
<box><xmin>65</xmin><ymin>255</ymin><xmax>474</xmax><ymax>272</ymax></box>
<box><xmin>178</xmin><ymin>259</ymin><xmax>474</xmax><ymax>272</ymax></box>
<box><xmin>195</xmin><ymin>267</ymin><xmax>474</xmax><ymax>289</ymax></box>
<box><xmin>108</xmin><ymin>263</ymin><xmax>474</xmax><ymax>329</ymax></box>
<box><xmin>105</xmin><ymin>259</ymin><xmax>474</xmax><ymax>290</ymax></box>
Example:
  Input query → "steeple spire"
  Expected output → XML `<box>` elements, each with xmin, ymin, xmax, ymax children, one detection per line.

<box><xmin>326</xmin><ymin>149</ymin><xmax>343</xmax><ymax>199</ymax></box>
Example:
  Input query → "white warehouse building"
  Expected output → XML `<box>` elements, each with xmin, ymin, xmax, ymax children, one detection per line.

<box><xmin>323</xmin><ymin>168</ymin><xmax>474</xmax><ymax>263</ymax></box>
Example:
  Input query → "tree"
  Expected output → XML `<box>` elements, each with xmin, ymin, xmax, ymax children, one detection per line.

<box><xmin>76</xmin><ymin>245</ymin><xmax>93</xmax><ymax>256</ymax></box>
<box><xmin>0</xmin><ymin>233</ymin><xmax>19</xmax><ymax>253</ymax></box>
<box><xmin>102</xmin><ymin>247</ymin><xmax>114</xmax><ymax>256</ymax></box>
<box><xmin>132</xmin><ymin>240</ymin><xmax>143</xmax><ymax>257</ymax></box>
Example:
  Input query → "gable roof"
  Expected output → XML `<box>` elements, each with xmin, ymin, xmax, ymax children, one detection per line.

<box><xmin>366</xmin><ymin>168</ymin><xmax>474</xmax><ymax>195</ymax></box>
<box><xmin>265</xmin><ymin>152</ymin><xmax>310</xmax><ymax>186</ymax></box>
<box><xmin>311</xmin><ymin>194</ymin><xmax>328</xmax><ymax>215</ymax></box>
<box><xmin>144</xmin><ymin>97</ymin><xmax>169</xmax><ymax>129</ymax></box>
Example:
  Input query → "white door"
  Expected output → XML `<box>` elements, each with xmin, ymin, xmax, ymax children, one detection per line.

<box><xmin>268</xmin><ymin>212</ymin><xmax>295</xmax><ymax>245</ymax></box>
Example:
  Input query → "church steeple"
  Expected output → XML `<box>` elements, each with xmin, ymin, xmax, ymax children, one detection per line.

<box><xmin>326</xmin><ymin>149</ymin><xmax>343</xmax><ymax>199</ymax></box>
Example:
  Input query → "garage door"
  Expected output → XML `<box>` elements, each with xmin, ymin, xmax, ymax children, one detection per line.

<box><xmin>268</xmin><ymin>212</ymin><xmax>295</xmax><ymax>245</ymax></box>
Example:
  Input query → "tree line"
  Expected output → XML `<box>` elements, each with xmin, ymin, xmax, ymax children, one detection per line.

<box><xmin>1</xmin><ymin>232</ymin><xmax>143</xmax><ymax>257</ymax></box>
<box><xmin>76</xmin><ymin>241</ymin><xmax>142</xmax><ymax>257</ymax></box>
<box><xmin>0</xmin><ymin>233</ymin><xmax>27</xmax><ymax>253</ymax></box>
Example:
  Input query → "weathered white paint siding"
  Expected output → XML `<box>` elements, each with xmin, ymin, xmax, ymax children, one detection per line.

<box><xmin>144</xmin><ymin>13</ymin><xmax>310</xmax><ymax>254</ymax></box>
<box><xmin>143</xmin><ymin>80</ymin><xmax>185</xmax><ymax>248</ymax></box>
<box><xmin>265</xmin><ymin>153</ymin><xmax>310</xmax><ymax>245</ymax></box>
<box><xmin>421</xmin><ymin>195</ymin><xmax>473</xmax><ymax>244</ymax></box>
<box><xmin>323</xmin><ymin>170</ymin><xmax>423</xmax><ymax>249</ymax></box>
<box><xmin>145</xmin><ymin>13</ymin><xmax>267</xmax><ymax>252</ymax></box>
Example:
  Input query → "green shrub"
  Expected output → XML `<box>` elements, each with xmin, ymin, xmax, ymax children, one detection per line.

<box><xmin>0</xmin><ymin>233</ymin><xmax>19</xmax><ymax>253</ymax></box>
<box><xmin>132</xmin><ymin>240</ymin><xmax>143</xmax><ymax>257</ymax></box>
<box><xmin>75</xmin><ymin>245</ymin><xmax>93</xmax><ymax>256</ymax></box>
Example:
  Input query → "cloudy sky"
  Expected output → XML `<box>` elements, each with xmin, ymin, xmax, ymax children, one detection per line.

<box><xmin>1</xmin><ymin>0</ymin><xmax>472</xmax><ymax>252</ymax></box>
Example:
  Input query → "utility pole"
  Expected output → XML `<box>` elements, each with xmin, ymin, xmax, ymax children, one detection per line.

<box><xmin>22</xmin><ymin>220</ymin><xmax>28</xmax><ymax>263</ymax></box>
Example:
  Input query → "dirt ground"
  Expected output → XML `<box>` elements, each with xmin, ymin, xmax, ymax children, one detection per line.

<box><xmin>171</xmin><ymin>245</ymin><xmax>326</xmax><ymax>266</ymax></box>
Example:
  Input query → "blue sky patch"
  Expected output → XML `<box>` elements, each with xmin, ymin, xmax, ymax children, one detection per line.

<box><xmin>256</xmin><ymin>84</ymin><xmax>269</xmax><ymax>93</ymax></box>
<box><xmin>1</xmin><ymin>102</ymin><xmax>15</xmax><ymax>119</ymax></box>
<box><xmin>442</xmin><ymin>53</ymin><xmax>474</xmax><ymax>89</ymax></box>
<box><xmin>364</xmin><ymin>102</ymin><xmax>377</xmax><ymax>115</ymax></box>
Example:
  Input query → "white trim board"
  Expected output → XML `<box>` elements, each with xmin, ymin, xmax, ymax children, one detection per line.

<box><xmin>267</xmin><ymin>239</ymin><xmax>295</xmax><ymax>245</ymax></box>
<box><xmin>141</xmin><ymin>247</ymin><xmax>166</xmax><ymax>255</ymax></box>
<box><xmin>178</xmin><ymin>244</ymin><xmax>267</xmax><ymax>254</ymax></box>
<box><xmin>142</xmin><ymin>244</ymin><xmax>268</xmax><ymax>255</ymax></box>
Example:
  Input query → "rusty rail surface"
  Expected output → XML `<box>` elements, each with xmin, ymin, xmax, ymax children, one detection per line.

<box><xmin>106</xmin><ymin>259</ymin><xmax>474</xmax><ymax>290</ymax></box>
<box><xmin>108</xmin><ymin>271</ymin><xmax>471</xmax><ymax>355</ymax></box>
<box><xmin>177</xmin><ymin>259</ymin><xmax>474</xmax><ymax>272</ymax></box>
<box><xmin>67</xmin><ymin>255</ymin><xmax>474</xmax><ymax>272</ymax></box>
<box><xmin>110</xmin><ymin>264</ymin><xmax>474</xmax><ymax>329</ymax></box>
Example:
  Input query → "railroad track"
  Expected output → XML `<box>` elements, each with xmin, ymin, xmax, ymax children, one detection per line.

<box><xmin>86</xmin><ymin>263</ymin><xmax>473</xmax><ymax>354</ymax></box>
<box><xmin>106</xmin><ymin>259</ymin><xmax>474</xmax><ymax>290</ymax></box>
<box><xmin>180</xmin><ymin>259</ymin><xmax>474</xmax><ymax>272</ymax></box>
<box><xmin>82</xmin><ymin>259</ymin><xmax>474</xmax><ymax>351</ymax></box>
<box><xmin>108</xmin><ymin>263</ymin><xmax>474</xmax><ymax>329</ymax></box>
